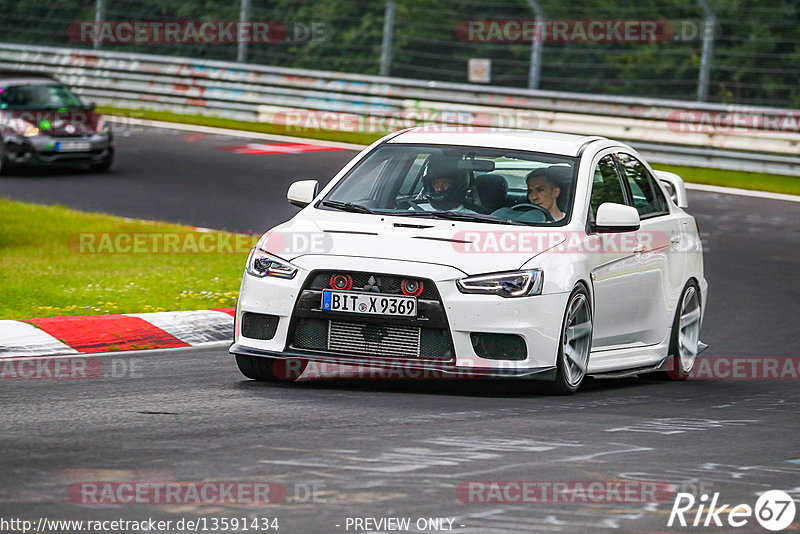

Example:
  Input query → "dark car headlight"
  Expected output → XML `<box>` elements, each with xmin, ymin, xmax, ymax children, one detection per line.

<box><xmin>456</xmin><ymin>269</ymin><xmax>543</xmax><ymax>298</ymax></box>
<box><xmin>245</xmin><ymin>248</ymin><xmax>298</xmax><ymax>279</ymax></box>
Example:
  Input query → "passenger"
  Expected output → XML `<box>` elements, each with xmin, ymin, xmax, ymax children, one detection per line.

<box><xmin>526</xmin><ymin>169</ymin><xmax>566</xmax><ymax>222</ymax></box>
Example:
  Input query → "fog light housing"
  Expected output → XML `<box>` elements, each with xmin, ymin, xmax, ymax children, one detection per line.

<box><xmin>241</xmin><ymin>312</ymin><xmax>279</xmax><ymax>340</ymax></box>
<box><xmin>470</xmin><ymin>332</ymin><xmax>527</xmax><ymax>361</ymax></box>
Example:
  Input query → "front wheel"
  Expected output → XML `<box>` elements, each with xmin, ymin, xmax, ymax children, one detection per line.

<box><xmin>663</xmin><ymin>282</ymin><xmax>702</xmax><ymax>380</ymax></box>
<box><xmin>235</xmin><ymin>355</ymin><xmax>307</xmax><ymax>382</ymax></box>
<box><xmin>0</xmin><ymin>145</ymin><xmax>9</xmax><ymax>176</ymax></box>
<box><xmin>549</xmin><ymin>285</ymin><xmax>593</xmax><ymax>395</ymax></box>
<box><xmin>89</xmin><ymin>150</ymin><xmax>114</xmax><ymax>172</ymax></box>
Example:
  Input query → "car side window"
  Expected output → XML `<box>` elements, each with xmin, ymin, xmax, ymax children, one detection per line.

<box><xmin>590</xmin><ymin>155</ymin><xmax>627</xmax><ymax>218</ymax></box>
<box><xmin>398</xmin><ymin>154</ymin><xmax>428</xmax><ymax>196</ymax></box>
<box><xmin>617</xmin><ymin>153</ymin><xmax>669</xmax><ymax>217</ymax></box>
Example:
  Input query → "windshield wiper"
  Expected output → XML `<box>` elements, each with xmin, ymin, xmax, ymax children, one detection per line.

<box><xmin>388</xmin><ymin>210</ymin><xmax>525</xmax><ymax>225</ymax></box>
<box><xmin>321</xmin><ymin>200</ymin><xmax>375</xmax><ymax>214</ymax></box>
<box><xmin>424</xmin><ymin>211</ymin><xmax>527</xmax><ymax>225</ymax></box>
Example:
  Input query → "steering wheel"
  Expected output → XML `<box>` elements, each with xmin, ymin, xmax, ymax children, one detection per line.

<box><xmin>509</xmin><ymin>203</ymin><xmax>555</xmax><ymax>223</ymax></box>
<box><xmin>396</xmin><ymin>198</ymin><xmax>425</xmax><ymax>211</ymax></box>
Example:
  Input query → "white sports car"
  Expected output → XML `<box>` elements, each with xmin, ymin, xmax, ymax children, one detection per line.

<box><xmin>230</xmin><ymin>129</ymin><xmax>707</xmax><ymax>394</ymax></box>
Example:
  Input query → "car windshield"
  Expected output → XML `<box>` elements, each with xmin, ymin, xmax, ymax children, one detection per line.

<box><xmin>0</xmin><ymin>84</ymin><xmax>84</xmax><ymax>110</ymax></box>
<box><xmin>322</xmin><ymin>143</ymin><xmax>578</xmax><ymax>225</ymax></box>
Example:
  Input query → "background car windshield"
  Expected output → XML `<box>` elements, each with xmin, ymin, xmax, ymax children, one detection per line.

<box><xmin>0</xmin><ymin>84</ymin><xmax>83</xmax><ymax>110</ymax></box>
<box><xmin>324</xmin><ymin>144</ymin><xmax>578</xmax><ymax>224</ymax></box>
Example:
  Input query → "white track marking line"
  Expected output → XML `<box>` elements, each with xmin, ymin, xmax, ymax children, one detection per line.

<box><xmin>118</xmin><ymin>117</ymin><xmax>365</xmax><ymax>150</ymax></box>
<box><xmin>686</xmin><ymin>182</ymin><xmax>800</xmax><ymax>203</ymax></box>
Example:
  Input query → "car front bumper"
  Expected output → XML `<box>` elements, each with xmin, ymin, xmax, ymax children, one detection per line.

<box><xmin>3</xmin><ymin>132</ymin><xmax>113</xmax><ymax>166</ymax></box>
<box><xmin>230</xmin><ymin>257</ymin><xmax>569</xmax><ymax>376</ymax></box>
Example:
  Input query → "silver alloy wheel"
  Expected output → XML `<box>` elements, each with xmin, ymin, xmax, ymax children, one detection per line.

<box><xmin>562</xmin><ymin>293</ymin><xmax>592</xmax><ymax>387</ymax></box>
<box><xmin>677</xmin><ymin>286</ymin><xmax>701</xmax><ymax>373</ymax></box>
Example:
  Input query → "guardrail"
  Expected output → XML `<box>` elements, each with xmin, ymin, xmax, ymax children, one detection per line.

<box><xmin>1</xmin><ymin>42</ymin><xmax>798</xmax><ymax>176</ymax></box>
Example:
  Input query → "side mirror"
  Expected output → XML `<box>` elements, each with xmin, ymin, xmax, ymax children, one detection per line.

<box><xmin>85</xmin><ymin>101</ymin><xmax>96</xmax><ymax>111</ymax></box>
<box><xmin>654</xmin><ymin>170</ymin><xmax>688</xmax><ymax>208</ymax></box>
<box><xmin>287</xmin><ymin>180</ymin><xmax>319</xmax><ymax>208</ymax></box>
<box><xmin>594</xmin><ymin>202</ymin><xmax>640</xmax><ymax>233</ymax></box>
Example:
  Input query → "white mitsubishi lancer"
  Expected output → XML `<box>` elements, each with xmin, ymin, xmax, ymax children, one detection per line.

<box><xmin>230</xmin><ymin>128</ymin><xmax>707</xmax><ymax>394</ymax></box>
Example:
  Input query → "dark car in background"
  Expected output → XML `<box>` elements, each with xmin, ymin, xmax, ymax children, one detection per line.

<box><xmin>0</xmin><ymin>71</ymin><xmax>113</xmax><ymax>174</ymax></box>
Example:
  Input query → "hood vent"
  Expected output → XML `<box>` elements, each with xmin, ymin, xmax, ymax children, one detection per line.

<box><xmin>393</xmin><ymin>222</ymin><xmax>434</xmax><ymax>229</ymax></box>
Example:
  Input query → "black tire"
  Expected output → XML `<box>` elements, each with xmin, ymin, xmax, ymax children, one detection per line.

<box><xmin>89</xmin><ymin>150</ymin><xmax>113</xmax><ymax>172</ymax></box>
<box><xmin>657</xmin><ymin>281</ymin><xmax>702</xmax><ymax>380</ymax></box>
<box><xmin>548</xmin><ymin>285</ymin><xmax>593</xmax><ymax>395</ymax></box>
<box><xmin>0</xmin><ymin>145</ymin><xmax>9</xmax><ymax>176</ymax></box>
<box><xmin>235</xmin><ymin>355</ymin><xmax>307</xmax><ymax>382</ymax></box>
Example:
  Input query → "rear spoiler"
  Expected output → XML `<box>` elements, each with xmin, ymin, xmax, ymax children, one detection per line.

<box><xmin>654</xmin><ymin>170</ymin><xmax>688</xmax><ymax>208</ymax></box>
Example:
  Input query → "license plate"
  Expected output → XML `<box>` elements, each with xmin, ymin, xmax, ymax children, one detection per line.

<box><xmin>321</xmin><ymin>290</ymin><xmax>417</xmax><ymax>316</ymax></box>
<box><xmin>56</xmin><ymin>141</ymin><xmax>91</xmax><ymax>152</ymax></box>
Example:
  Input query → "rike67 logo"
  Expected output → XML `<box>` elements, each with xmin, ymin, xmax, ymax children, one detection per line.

<box><xmin>668</xmin><ymin>490</ymin><xmax>796</xmax><ymax>531</ymax></box>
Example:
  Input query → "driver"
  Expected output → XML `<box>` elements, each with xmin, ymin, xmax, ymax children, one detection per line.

<box><xmin>526</xmin><ymin>168</ymin><xmax>566</xmax><ymax>222</ymax></box>
<box><xmin>418</xmin><ymin>157</ymin><xmax>475</xmax><ymax>212</ymax></box>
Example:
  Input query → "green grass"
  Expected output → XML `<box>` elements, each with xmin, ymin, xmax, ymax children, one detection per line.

<box><xmin>0</xmin><ymin>198</ymin><xmax>256</xmax><ymax>320</ymax></box>
<box><xmin>97</xmin><ymin>106</ymin><xmax>382</xmax><ymax>146</ymax></box>
<box><xmin>650</xmin><ymin>164</ymin><xmax>800</xmax><ymax>196</ymax></box>
<box><xmin>99</xmin><ymin>105</ymin><xmax>800</xmax><ymax>197</ymax></box>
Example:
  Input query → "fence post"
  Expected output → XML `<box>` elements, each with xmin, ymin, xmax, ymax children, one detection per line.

<box><xmin>93</xmin><ymin>0</ymin><xmax>105</xmax><ymax>50</ymax></box>
<box><xmin>237</xmin><ymin>0</ymin><xmax>251</xmax><ymax>63</ymax></box>
<box><xmin>379</xmin><ymin>0</ymin><xmax>397</xmax><ymax>77</ymax></box>
<box><xmin>696</xmin><ymin>0</ymin><xmax>716</xmax><ymax>102</ymax></box>
<box><xmin>525</xmin><ymin>0</ymin><xmax>544</xmax><ymax>89</ymax></box>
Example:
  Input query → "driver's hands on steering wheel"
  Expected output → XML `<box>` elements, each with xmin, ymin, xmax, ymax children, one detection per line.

<box><xmin>509</xmin><ymin>203</ymin><xmax>556</xmax><ymax>223</ymax></box>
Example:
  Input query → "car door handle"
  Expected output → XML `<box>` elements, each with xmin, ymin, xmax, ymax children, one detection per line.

<box><xmin>633</xmin><ymin>245</ymin><xmax>646</xmax><ymax>253</ymax></box>
<box><xmin>670</xmin><ymin>235</ymin><xmax>682</xmax><ymax>244</ymax></box>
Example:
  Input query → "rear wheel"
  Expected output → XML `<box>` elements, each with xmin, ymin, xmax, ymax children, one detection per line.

<box><xmin>235</xmin><ymin>355</ymin><xmax>307</xmax><ymax>382</ymax></box>
<box><xmin>663</xmin><ymin>282</ymin><xmax>702</xmax><ymax>380</ymax></box>
<box><xmin>549</xmin><ymin>285</ymin><xmax>593</xmax><ymax>395</ymax></box>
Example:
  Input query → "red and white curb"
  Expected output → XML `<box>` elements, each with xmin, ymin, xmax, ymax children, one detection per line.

<box><xmin>0</xmin><ymin>308</ymin><xmax>234</xmax><ymax>358</ymax></box>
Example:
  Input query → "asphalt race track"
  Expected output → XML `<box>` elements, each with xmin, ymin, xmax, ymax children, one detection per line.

<box><xmin>1</xmin><ymin>124</ymin><xmax>798</xmax><ymax>533</ymax></box>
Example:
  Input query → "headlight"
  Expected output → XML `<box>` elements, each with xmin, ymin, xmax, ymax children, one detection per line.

<box><xmin>245</xmin><ymin>248</ymin><xmax>298</xmax><ymax>279</ymax></box>
<box><xmin>15</xmin><ymin>121</ymin><xmax>39</xmax><ymax>137</ymax></box>
<box><xmin>456</xmin><ymin>269</ymin><xmax>543</xmax><ymax>298</ymax></box>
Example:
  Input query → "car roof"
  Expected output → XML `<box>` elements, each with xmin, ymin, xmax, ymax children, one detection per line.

<box><xmin>0</xmin><ymin>71</ymin><xmax>60</xmax><ymax>86</ymax></box>
<box><xmin>386</xmin><ymin>128</ymin><xmax>607</xmax><ymax>157</ymax></box>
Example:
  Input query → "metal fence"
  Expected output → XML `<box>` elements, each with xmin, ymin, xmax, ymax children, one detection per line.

<box><xmin>2</xmin><ymin>42</ymin><xmax>798</xmax><ymax>176</ymax></box>
<box><xmin>0</xmin><ymin>0</ymin><xmax>798</xmax><ymax>108</ymax></box>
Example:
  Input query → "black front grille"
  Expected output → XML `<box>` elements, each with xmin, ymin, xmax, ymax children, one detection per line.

<box><xmin>292</xmin><ymin>317</ymin><xmax>328</xmax><ymax>350</ymax></box>
<box><xmin>307</xmin><ymin>271</ymin><xmax>440</xmax><ymax>300</ymax></box>
<box><xmin>289</xmin><ymin>270</ymin><xmax>455</xmax><ymax>361</ymax></box>
<box><xmin>292</xmin><ymin>318</ymin><xmax>453</xmax><ymax>360</ymax></box>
